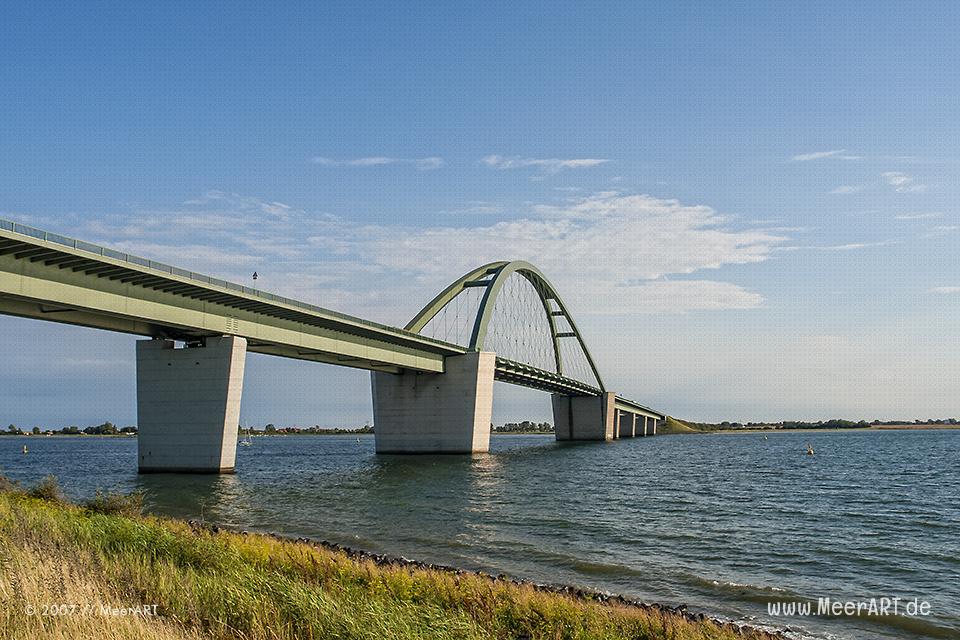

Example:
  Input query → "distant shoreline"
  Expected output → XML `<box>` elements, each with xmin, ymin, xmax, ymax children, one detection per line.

<box><xmin>8</xmin><ymin>425</ymin><xmax>959</xmax><ymax>439</ymax></box>
<box><xmin>710</xmin><ymin>424</ymin><xmax>960</xmax><ymax>434</ymax></box>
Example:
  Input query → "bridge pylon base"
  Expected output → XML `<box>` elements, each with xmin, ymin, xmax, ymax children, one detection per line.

<box><xmin>552</xmin><ymin>392</ymin><xmax>616</xmax><ymax>441</ymax></box>
<box><xmin>372</xmin><ymin>352</ymin><xmax>495</xmax><ymax>453</ymax></box>
<box><xmin>136</xmin><ymin>336</ymin><xmax>246</xmax><ymax>473</ymax></box>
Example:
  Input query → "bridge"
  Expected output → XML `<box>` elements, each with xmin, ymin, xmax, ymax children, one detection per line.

<box><xmin>0</xmin><ymin>218</ymin><xmax>664</xmax><ymax>473</ymax></box>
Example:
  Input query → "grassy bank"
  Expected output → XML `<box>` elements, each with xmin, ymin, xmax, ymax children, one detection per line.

<box><xmin>657</xmin><ymin>417</ymin><xmax>702</xmax><ymax>434</ymax></box>
<box><xmin>0</xmin><ymin>479</ymin><xmax>779</xmax><ymax>640</ymax></box>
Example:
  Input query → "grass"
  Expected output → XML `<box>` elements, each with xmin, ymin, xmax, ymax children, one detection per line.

<box><xmin>657</xmin><ymin>417</ymin><xmax>702</xmax><ymax>434</ymax></box>
<box><xmin>0</xmin><ymin>478</ymin><xmax>780</xmax><ymax>640</ymax></box>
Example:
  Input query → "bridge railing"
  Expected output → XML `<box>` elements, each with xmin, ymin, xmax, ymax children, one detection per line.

<box><xmin>0</xmin><ymin>217</ymin><xmax>463</xmax><ymax>348</ymax></box>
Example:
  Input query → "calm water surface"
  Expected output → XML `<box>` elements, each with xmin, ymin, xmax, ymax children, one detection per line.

<box><xmin>2</xmin><ymin>430</ymin><xmax>958</xmax><ymax>640</ymax></box>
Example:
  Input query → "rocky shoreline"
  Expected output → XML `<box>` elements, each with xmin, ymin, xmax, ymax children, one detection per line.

<box><xmin>191</xmin><ymin>519</ymin><xmax>789</xmax><ymax>640</ymax></box>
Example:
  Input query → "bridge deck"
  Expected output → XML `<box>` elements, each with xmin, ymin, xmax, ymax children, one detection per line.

<box><xmin>0</xmin><ymin>219</ymin><xmax>664</xmax><ymax>416</ymax></box>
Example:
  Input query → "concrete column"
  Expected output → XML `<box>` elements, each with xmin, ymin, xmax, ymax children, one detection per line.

<box><xmin>136</xmin><ymin>336</ymin><xmax>246</xmax><ymax>473</ymax></box>
<box><xmin>627</xmin><ymin>413</ymin><xmax>637</xmax><ymax>438</ymax></box>
<box><xmin>641</xmin><ymin>415</ymin><xmax>648</xmax><ymax>436</ymax></box>
<box><xmin>372</xmin><ymin>351</ymin><xmax>495</xmax><ymax>453</ymax></box>
<box><xmin>614</xmin><ymin>410</ymin><xmax>621</xmax><ymax>439</ymax></box>
<box><xmin>552</xmin><ymin>391</ymin><xmax>616</xmax><ymax>441</ymax></box>
<box><xmin>650</xmin><ymin>417</ymin><xmax>658</xmax><ymax>435</ymax></box>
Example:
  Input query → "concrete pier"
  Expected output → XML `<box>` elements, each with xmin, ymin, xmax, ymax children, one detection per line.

<box><xmin>623</xmin><ymin>413</ymin><xmax>637</xmax><ymax>438</ymax></box>
<box><xmin>136</xmin><ymin>336</ymin><xmax>246</xmax><ymax>473</ymax></box>
<box><xmin>371</xmin><ymin>351</ymin><xmax>495</xmax><ymax>453</ymax></box>
<box><xmin>552</xmin><ymin>392</ymin><xmax>616</xmax><ymax>441</ymax></box>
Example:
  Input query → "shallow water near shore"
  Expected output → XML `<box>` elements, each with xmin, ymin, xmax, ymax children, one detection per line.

<box><xmin>2</xmin><ymin>429</ymin><xmax>958</xmax><ymax>640</ymax></box>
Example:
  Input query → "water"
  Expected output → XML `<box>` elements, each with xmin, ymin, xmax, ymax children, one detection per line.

<box><xmin>2</xmin><ymin>430</ymin><xmax>958</xmax><ymax>639</ymax></box>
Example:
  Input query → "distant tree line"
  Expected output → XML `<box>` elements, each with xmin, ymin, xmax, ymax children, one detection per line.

<box><xmin>246</xmin><ymin>424</ymin><xmax>375</xmax><ymax>435</ymax></box>
<box><xmin>493</xmin><ymin>421</ymin><xmax>553</xmax><ymax>433</ymax></box>
<box><xmin>3</xmin><ymin>422</ymin><xmax>137</xmax><ymax>436</ymax></box>
<box><xmin>683</xmin><ymin>418</ymin><xmax>959</xmax><ymax>431</ymax></box>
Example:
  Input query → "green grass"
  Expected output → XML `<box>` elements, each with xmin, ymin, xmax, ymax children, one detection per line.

<box><xmin>0</xmin><ymin>480</ymin><xmax>779</xmax><ymax>640</ymax></box>
<box><xmin>657</xmin><ymin>417</ymin><xmax>702</xmax><ymax>434</ymax></box>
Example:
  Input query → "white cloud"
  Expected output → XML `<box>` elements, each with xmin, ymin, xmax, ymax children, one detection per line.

<box><xmin>930</xmin><ymin>286</ymin><xmax>960</xmax><ymax>294</ymax></box>
<box><xmin>361</xmin><ymin>192</ymin><xmax>784</xmax><ymax>315</ymax></box>
<box><xmin>481</xmin><ymin>155</ymin><xmax>609</xmax><ymax>172</ymax></box>
<box><xmin>438</xmin><ymin>202</ymin><xmax>504</xmax><ymax>216</ymax></box>
<box><xmin>779</xmin><ymin>240</ymin><xmax>895</xmax><ymax>252</ymax></box>
<box><xmin>596</xmin><ymin>280</ymin><xmax>765</xmax><ymax>313</ymax></box>
<box><xmin>882</xmin><ymin>171</ymin><xmax>927</xmax><ymax>193</ymax></box>
<box><xmin>830</xmin><ymin>185</ymin><xmax>864</xmax><ymax>194</ymax></box>
<box><xmin>50</xmin><ymin>191</ymin><xmax>785</xmax><ymax>318</ymax></box>
<box><xmin>895</xmin><ymin>212</ymin><xmax>943</xmax><ymax>220</ymax></box>
<box><xmin>791</xmin><ymin>149</ymin><xmax>862</xmax><ymax>162</ymax></box>
<box><xmin>311</xmin><ymin>156</ymin><xmax>444</xmax><ymax>170</ymax></box>
<box><xmin>181</xmin><ymin>191</ymin><xmax>294</xmax><ymax>219</ymax></box>
<box><xmin>414</xmin><ymin>157</ymin><xmax>444</xmax><ymax>170</ymax></box>
<box><xmin>822</xmin><ymin>241</ymin><xmax>894</xmax><ymax>250</ymax></box>
<box><xmin>921</xmin><ymin>225</ymin><xmax>960</xmax><ymax>239</ymax></box>
<box><xmin>346</xmin><ymin>156</ymin><xmax>395</xmax><ymax>166</ymax></box>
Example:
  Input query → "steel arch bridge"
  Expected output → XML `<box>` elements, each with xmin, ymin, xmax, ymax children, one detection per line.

<box><xmin>405</xmin><ymin>260</ymin><xmax>606</xmax><ymax>397</ymax></box>
<box><xmin>0</xmin><ymin>218</ymin><xmax>664</xmax><ymax>470</ymax></box>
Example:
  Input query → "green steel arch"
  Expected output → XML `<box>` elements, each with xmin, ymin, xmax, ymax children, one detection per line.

<box><xmin>405</xmin><ymin>261</ymin><xmax>606</xmax><ymax>391</ymax></box>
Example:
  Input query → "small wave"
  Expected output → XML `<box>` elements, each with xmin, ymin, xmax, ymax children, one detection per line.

<box><xmin>570</xmin><ymin>558</ymin><xmax>649</xmax><ymax>578</ymax></box>
<box><xmin>690</xmin><ymin>575</ymin><xmax>801</xmax><ymax>603</ymax></box>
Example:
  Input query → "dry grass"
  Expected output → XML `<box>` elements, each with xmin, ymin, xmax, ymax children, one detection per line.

<box><xmin>0</xmin><ymin>537</ymin><xmax>201</xmax><ymax>640</ymax></box>
<box><xmin>0</xmin><ymin>481</ymin><xmax>778</xmax><ymax>640</ymax></box>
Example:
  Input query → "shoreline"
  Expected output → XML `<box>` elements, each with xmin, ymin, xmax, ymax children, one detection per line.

<box><xmin>708</xmin><ymin>425</ymin><xmax>960</xmax><ymax>434</ymax></box>
<box><xmin>8</xmin><ymin>424</ymin><xmax>958</xmax><ymax>438</ymax></box>
<box><xmin>1</xmin><ymin>484</ymin><xmax>789</xmax><ymax>640</ymax></box>
<box><xmin>200</xmin><ymin>521</ymin><xmax>786</xmax><ymax>638</ymax></box>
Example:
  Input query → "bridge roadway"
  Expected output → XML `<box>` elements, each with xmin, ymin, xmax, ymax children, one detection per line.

<box><xmin>0</xmin><ymin>218</ymin><xmax>664</xmax><ymax>472</ymax></box>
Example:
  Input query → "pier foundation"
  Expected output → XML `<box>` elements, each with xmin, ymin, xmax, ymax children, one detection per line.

<box><xmin>136</xmin><ymin>336</ymin><xmax>246</xmax><ymax>473</ymax></box>
<box><xmin>552</xmin><ymin>392</ymin><xmax>616</xmax><ymax>441</ymax></box>
<box><xmin>372</xmin><ymin>351</ymin><xmax>495</xmax><ymax>453</ymax></box>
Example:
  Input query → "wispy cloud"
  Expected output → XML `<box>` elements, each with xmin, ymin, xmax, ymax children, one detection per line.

<box><xmin>929</xmin><ymin>286</ymin><xmax>960</xmax><ymax>294</ymax></box>
<box><xmin>830</xmin><ymin>185</ymin><xmax>865</xmax><ymax>194</ymax></box>
<box><xmin>182</xmin><ymin>191</ymin><xmax>294</xmax><ymax>219</ymax></box>
<box><xmin>437</xmin><ymin>201</ymin><xmax>505</xmax><ymax>216</ymax></box>
<box><xmin>821</xmin><ymin>241</ymin><xmax>896</xmax><ymax>251</ymax></box>
<box><xmin>46</xmin><ymin>191</ymin><xmax>786</xmax><ymax>316</ymax></box>
<box><xmin>895</xmin><ymin>212</ymin><xmax>943</xmax><ymax>220</ymax></box>
<box><xmin>481</xmin><ymin>155</ymin><xmax>609</xmax><ymax>172</ymax></box>
<box><xmin>882</xmin><ymin>171</ymin><xmax>927</xmax><ymax>193</ymax></box>
<box><xmin>791</xmin><ymin>149</ymin><xmax>862</xmax><ymax>162</ymax></box>
<box><xmin>779</xmin><ymin>240</ymin><xmax>896</xmax><ymax>252</ymax></box>
<box><xmin>413</xmin><ymin>157</ymin><xmax>445</xmax><ymax>170</ymax></box>
<box><xmin>311</xmin><ymin>156</ymin><xmax>444</xmax><ymax>170</ymax></box>
<box><xmin>921</xmin><ymin>225</ymin><xmax>960</xmax><ymax>239</ymax></box>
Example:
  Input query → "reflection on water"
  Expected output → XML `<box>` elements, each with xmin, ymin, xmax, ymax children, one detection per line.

<box><xmin>135</xmin><ymin>473</ymin><xmax>247</xmax><ymax>526</ymax></box>
<box><xmin>1</xmin><ymin>430</ymin><xmax>958</xmax><ymax>640</ymax></box>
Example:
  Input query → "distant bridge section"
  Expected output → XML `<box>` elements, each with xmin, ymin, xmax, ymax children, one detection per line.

<box><xmin>0</xmin><ymin>219</ymin><xmax>664</xmax><ymax>472</ymax></box>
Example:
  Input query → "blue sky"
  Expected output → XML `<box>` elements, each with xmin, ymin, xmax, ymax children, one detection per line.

<box><xmin>2</xmin><ymin>1</ymin><xmax>959</xmax><ymax>426</ymax></box>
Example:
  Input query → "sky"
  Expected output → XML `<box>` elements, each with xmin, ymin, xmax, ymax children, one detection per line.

<box><xmin>1</xmin><ymin>1</ymin><xmax>959</xmax><ymax>427</ymax></box>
